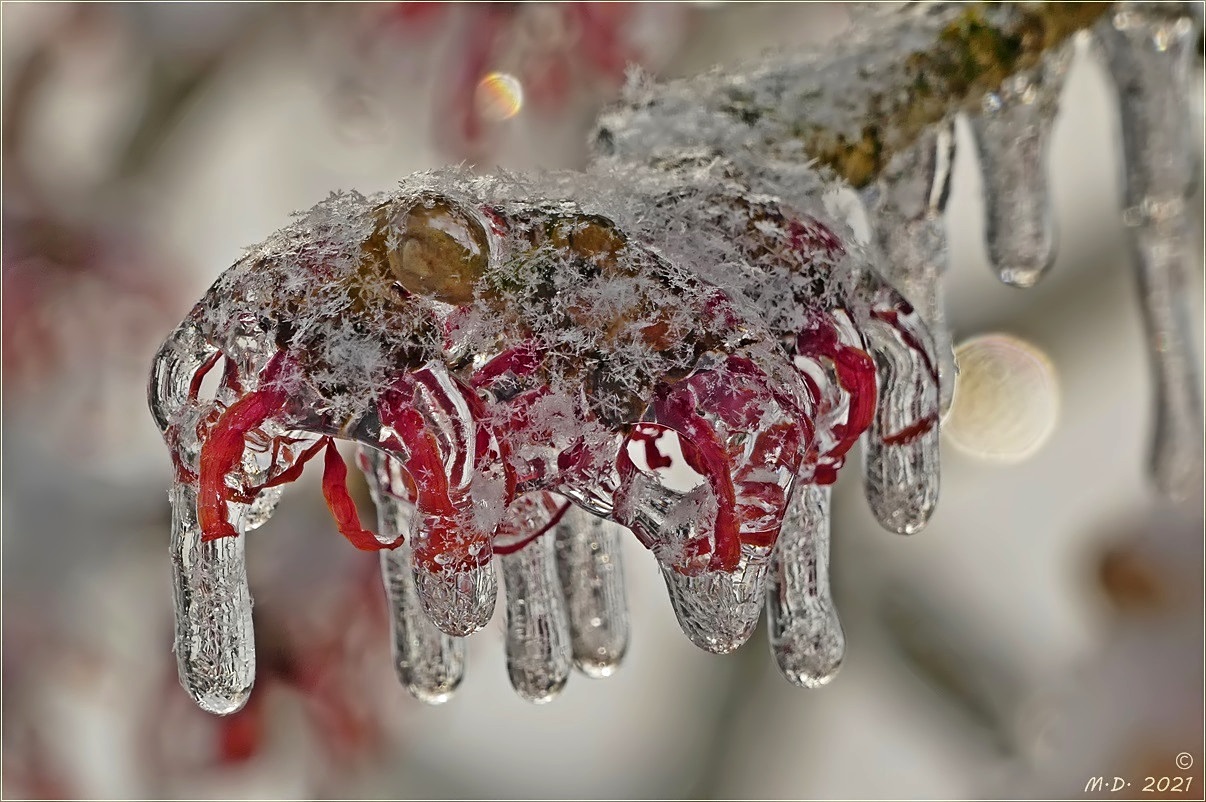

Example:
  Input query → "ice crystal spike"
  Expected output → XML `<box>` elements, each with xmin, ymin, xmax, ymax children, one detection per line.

<box><xmin>970</xmin><ymin>44</ymin><xmax>1072</xmax><ymax>288</ymax></box>
<box><xmin>365</xmin><ymin>451</ymin><xmax>465</xmax><ymax>704</ymax></box>
<box><xmin>170</xmin><ymin>482</ymin><xmax>256</xmax><ymax>714</ymax></box>
<box><xmin>553</xmin><ymin>506</ymin><xmax>629</xmax><ymax>678</ymax></box>
<box><xmin>859</xmin><ymin>275</ymin><xmax>942</xmax><ymax>535</ymax></box>
<box><xmin>767</xmin><ymin>484</ymin><xmax>843</xmax><ymax>688</ymax></box>
<box><xmin>1095</xmin><ymin>4</ymin><xmax>1206</xmax><ymax>501</ymax></box>
<box><xmin>861</xmin><ymin>123</ymin><xmax>958</xmax><ymax>416</ymax></box>
<box><xmin>501</xmin><ymin>521</ymin><xmax>573</xmax><ymax>704</ymax></box>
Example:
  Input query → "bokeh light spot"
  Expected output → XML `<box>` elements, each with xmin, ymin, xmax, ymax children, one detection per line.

<box><xmin>945</xmin><ymin>333</ymin><xmax>1059</xmax><ymax>463</ymax></box>
<box><xmin>475</xmin><ymin>71</ymin><xmax>524</xmax><ymax>122</ymax></box>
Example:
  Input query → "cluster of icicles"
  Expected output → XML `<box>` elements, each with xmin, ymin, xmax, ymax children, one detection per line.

<box><xmin>150</xmin><ymin>2</ymin><xmax>1202</xmax><ymax>714</ymax></box>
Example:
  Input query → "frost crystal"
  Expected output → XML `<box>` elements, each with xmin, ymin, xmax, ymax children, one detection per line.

<box><xmin>149</xmin><ymin>1</ymin><xmax>1202</xmax><ymax>713</ymax></box>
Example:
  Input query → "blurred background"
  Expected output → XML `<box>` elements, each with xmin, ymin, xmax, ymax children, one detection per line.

<box><xmin>2</xmin><ymin>3</ymin><xmax>1203</xmax><ymax>799</ymax></box>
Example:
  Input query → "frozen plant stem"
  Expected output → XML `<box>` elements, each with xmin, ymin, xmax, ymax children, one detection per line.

<box><xmin>596</xmin><ymin>0</ymin><xmax>1200</xmax><ymax>499</ymax></box>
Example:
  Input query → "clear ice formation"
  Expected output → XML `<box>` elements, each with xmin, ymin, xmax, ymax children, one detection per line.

<box><xmin>149</xmin><ymin>2</ymin><xmax>1203</xmax><ymax>712</ymax></box>
<box><xmin>1094</xmin><ymin>3</ymin><xmax>1205</xmax><ymax>501</ymax></box>
<box><xmin>767</xmin><ymin>484</ymin><xmax>843</xmax><ymax>688</ymax></box>
<box><xmin>554</xmin><ymin>505</ymin><xmax>629</xmax><ymax>678</ymax></box>
<box><xmin>364</xmin><ymin>450</ymin><xmax>465</xmax><ymax>704</ymax></box>
<box><xmin>500</xmin><ymin>510</ymin><xmax>573</xmax><ymax>703</ymax></box>
<box><xmin>860</xmin><ymin>123</ymin><xmax>959</xmax><ymax>415</ymax></box>
<box><xmin>970</xmin><ymin>44</ymin><xmax>1073</xmax><ymax>289</ymax></box>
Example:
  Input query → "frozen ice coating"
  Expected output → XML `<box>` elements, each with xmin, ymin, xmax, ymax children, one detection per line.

<box><xmin>860</xmin><ymin>124</ymin><xmax>958</xmax><ymax>415</ymax></box>
<box><xmin>857</xmin><ymin>273</ymin><xmax>942</xmax><ymax>535</ymax></box>
<box><xmin>1094</xmin><ymin>3</ymin><xmax>1205</xmax><ymax>502</ymax></box>
<box><xmin>767</xmin><ymin>484</ymin><xmax>844</xmax><ymax>689</ymax></box>
<box><xmin>169</xmin><ymin>483</ymin><xmax>256</xmax><ymax>715</ymax></box>
<box><xmin>969</xmin><ymin>44</ymin><xmax>1073</xmax><ymax>288</ymax></box>
<box><xmin>148</xmin><ymin>166</ymin><xmax>915</xmax><ymax>707</ymax></box>
<box><xmin>662</xmin><ymin>545</ymin><xmax>773</xmax><ymax>655</ymax></box>
<box><xmin>151</xmin><ymin>323</ymin><xmax>256</xmax><ymax>714</ymax></box>
<box><xmin>364</xmin><ymin>450</ymin><xmax>465</xmax><ymax>704</ymax></box>
<box><xmin>554</xmin><ymin>505</ymin><xmax>629</xmax><ymax>678</ymax></box>
<box><xmin>500</xmin><ymin>509</ymin><xmax>574</xmax><ymax>703</ymax></box>
<box><xmin>147</xmin><ymin>2</ymin><xmax>1201</xmax><ymax>712</ymax></box>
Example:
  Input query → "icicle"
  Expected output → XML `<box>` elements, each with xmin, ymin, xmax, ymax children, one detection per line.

<box><xmin>970</xmin><ymin>44</ymin><xmax>1073</xmax><ymax>288</ymax></box>
<box><xmin>859</xmin><ymin>277</ymin><xmax>942</xmax><ymax>535</ymax></box>
<box><xmin>150</xmin><ymin>323</ymin><xmax>256</xmax><ymax>714</ymax></box>
<box><xmin>169</xmin><ymin>482</ymin><xmax>256</xmax><ymax>714</ymax></box>
<box><xmin>1096</xmin><ymin>4</ymin><xmax>1205</xmax><ymax>500</ymax></box>
<box><xmin>500</xmin><ymin>531</ymin><xmax>573</xmax><ymax>703</ymax></box>
<box><xmin>364</xmin><ymin>451</ymin><xmax>465</xmax><ymax>704</ymax></box>
<box><xmin>661</xmin><ymin>544</ymin><xmax>770</xmax><ymax>655</ymax></box>
<box><xmin>379</xmin><ymin>365</ymin><xmax>501</xmax><ymax>637</ymax></box>
<box><xmin>861</xmin><ymin>121</ymin><xmax>958</xmax><ymax>415</ymax></box>
<box><xmin>766</xmin><ymin>483</ymin><xmax>843</xmax><ymax>688</ymax></box>
<box><xmin>553</xmin><ymin>505</ymin><xmax>629</xmax><ymax>678</ymax></box>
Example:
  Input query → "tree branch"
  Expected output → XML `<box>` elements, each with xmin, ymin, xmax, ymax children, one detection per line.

<box><xmin>595</xmin><ymin>2</ymin><xmax>1114</xmax><ymax>187</ymax></box>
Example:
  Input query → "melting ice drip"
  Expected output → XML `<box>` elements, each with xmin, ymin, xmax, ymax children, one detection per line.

<box><xmin>149</xmin><ymin>2</ymin><xmax>1203</xmax><ymax>714</ymax></box>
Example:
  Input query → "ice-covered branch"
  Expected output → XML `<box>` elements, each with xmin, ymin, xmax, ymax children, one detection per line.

<box><xmin>594</xmin><ymin>2</ymin><xmax>1111</xmax><ymax>188</ymax></box>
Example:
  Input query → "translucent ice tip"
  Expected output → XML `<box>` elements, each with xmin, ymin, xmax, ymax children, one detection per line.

<box><xmin>661</xmin><ymin>544</ymin><xmax>771</xmax><ymax>655</ymax></box>
<box><xmin>501</xmin><ymin>533</ymin><xmax>573</xmax><ymax>703</ymax></box>
<box><xmin>412</xmin><ymin>558</ymin><xmax>498</xmax><ymax>637</ymax></box>
<box><xmin>554</xmin><ymin>506</ymin><xmax>630</xmax><ymax>678</ymax></box>
<box><xmin>170</xmin><ymin>483</ymin><xmax>256</xmax><ymax>715</ymax></box>
<box><xmin>767</xmin><ymin>483</ymin><xmax>845</xmax><ymax>688</ymax></box>
<box><xmin>860</xmin><ymin>287</ymin><xmax>941</xmax><ymax>535</ymax></box>
<box><xmin>1095</xmin><ymin>6</ymin><xmax>1205</xmax><ymax>502</ymax></box>
<box><xmin>970</xmin><ymin>46</ymin><xmax>1071</xmax><ymax>288</ymax></box>
<box><xmin>861</xmin><ymin>123</ymin><xmax>958</xmax><ymax>416</ymax></box>
<box><xmin>381</xmin><ymin>542</ymin><xmax>466</xmax><ymax>704</ymax></box>
<box><xmin>366</xmin><ymin>457</ymin><xmax>467</xmax><ymax>704</ymax></box>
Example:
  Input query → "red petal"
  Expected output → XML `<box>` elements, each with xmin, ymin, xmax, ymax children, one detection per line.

<box><xmin>322</xmin><ymin>439</ymin><xmax>402</xmax><ymax>551</ymax></box>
